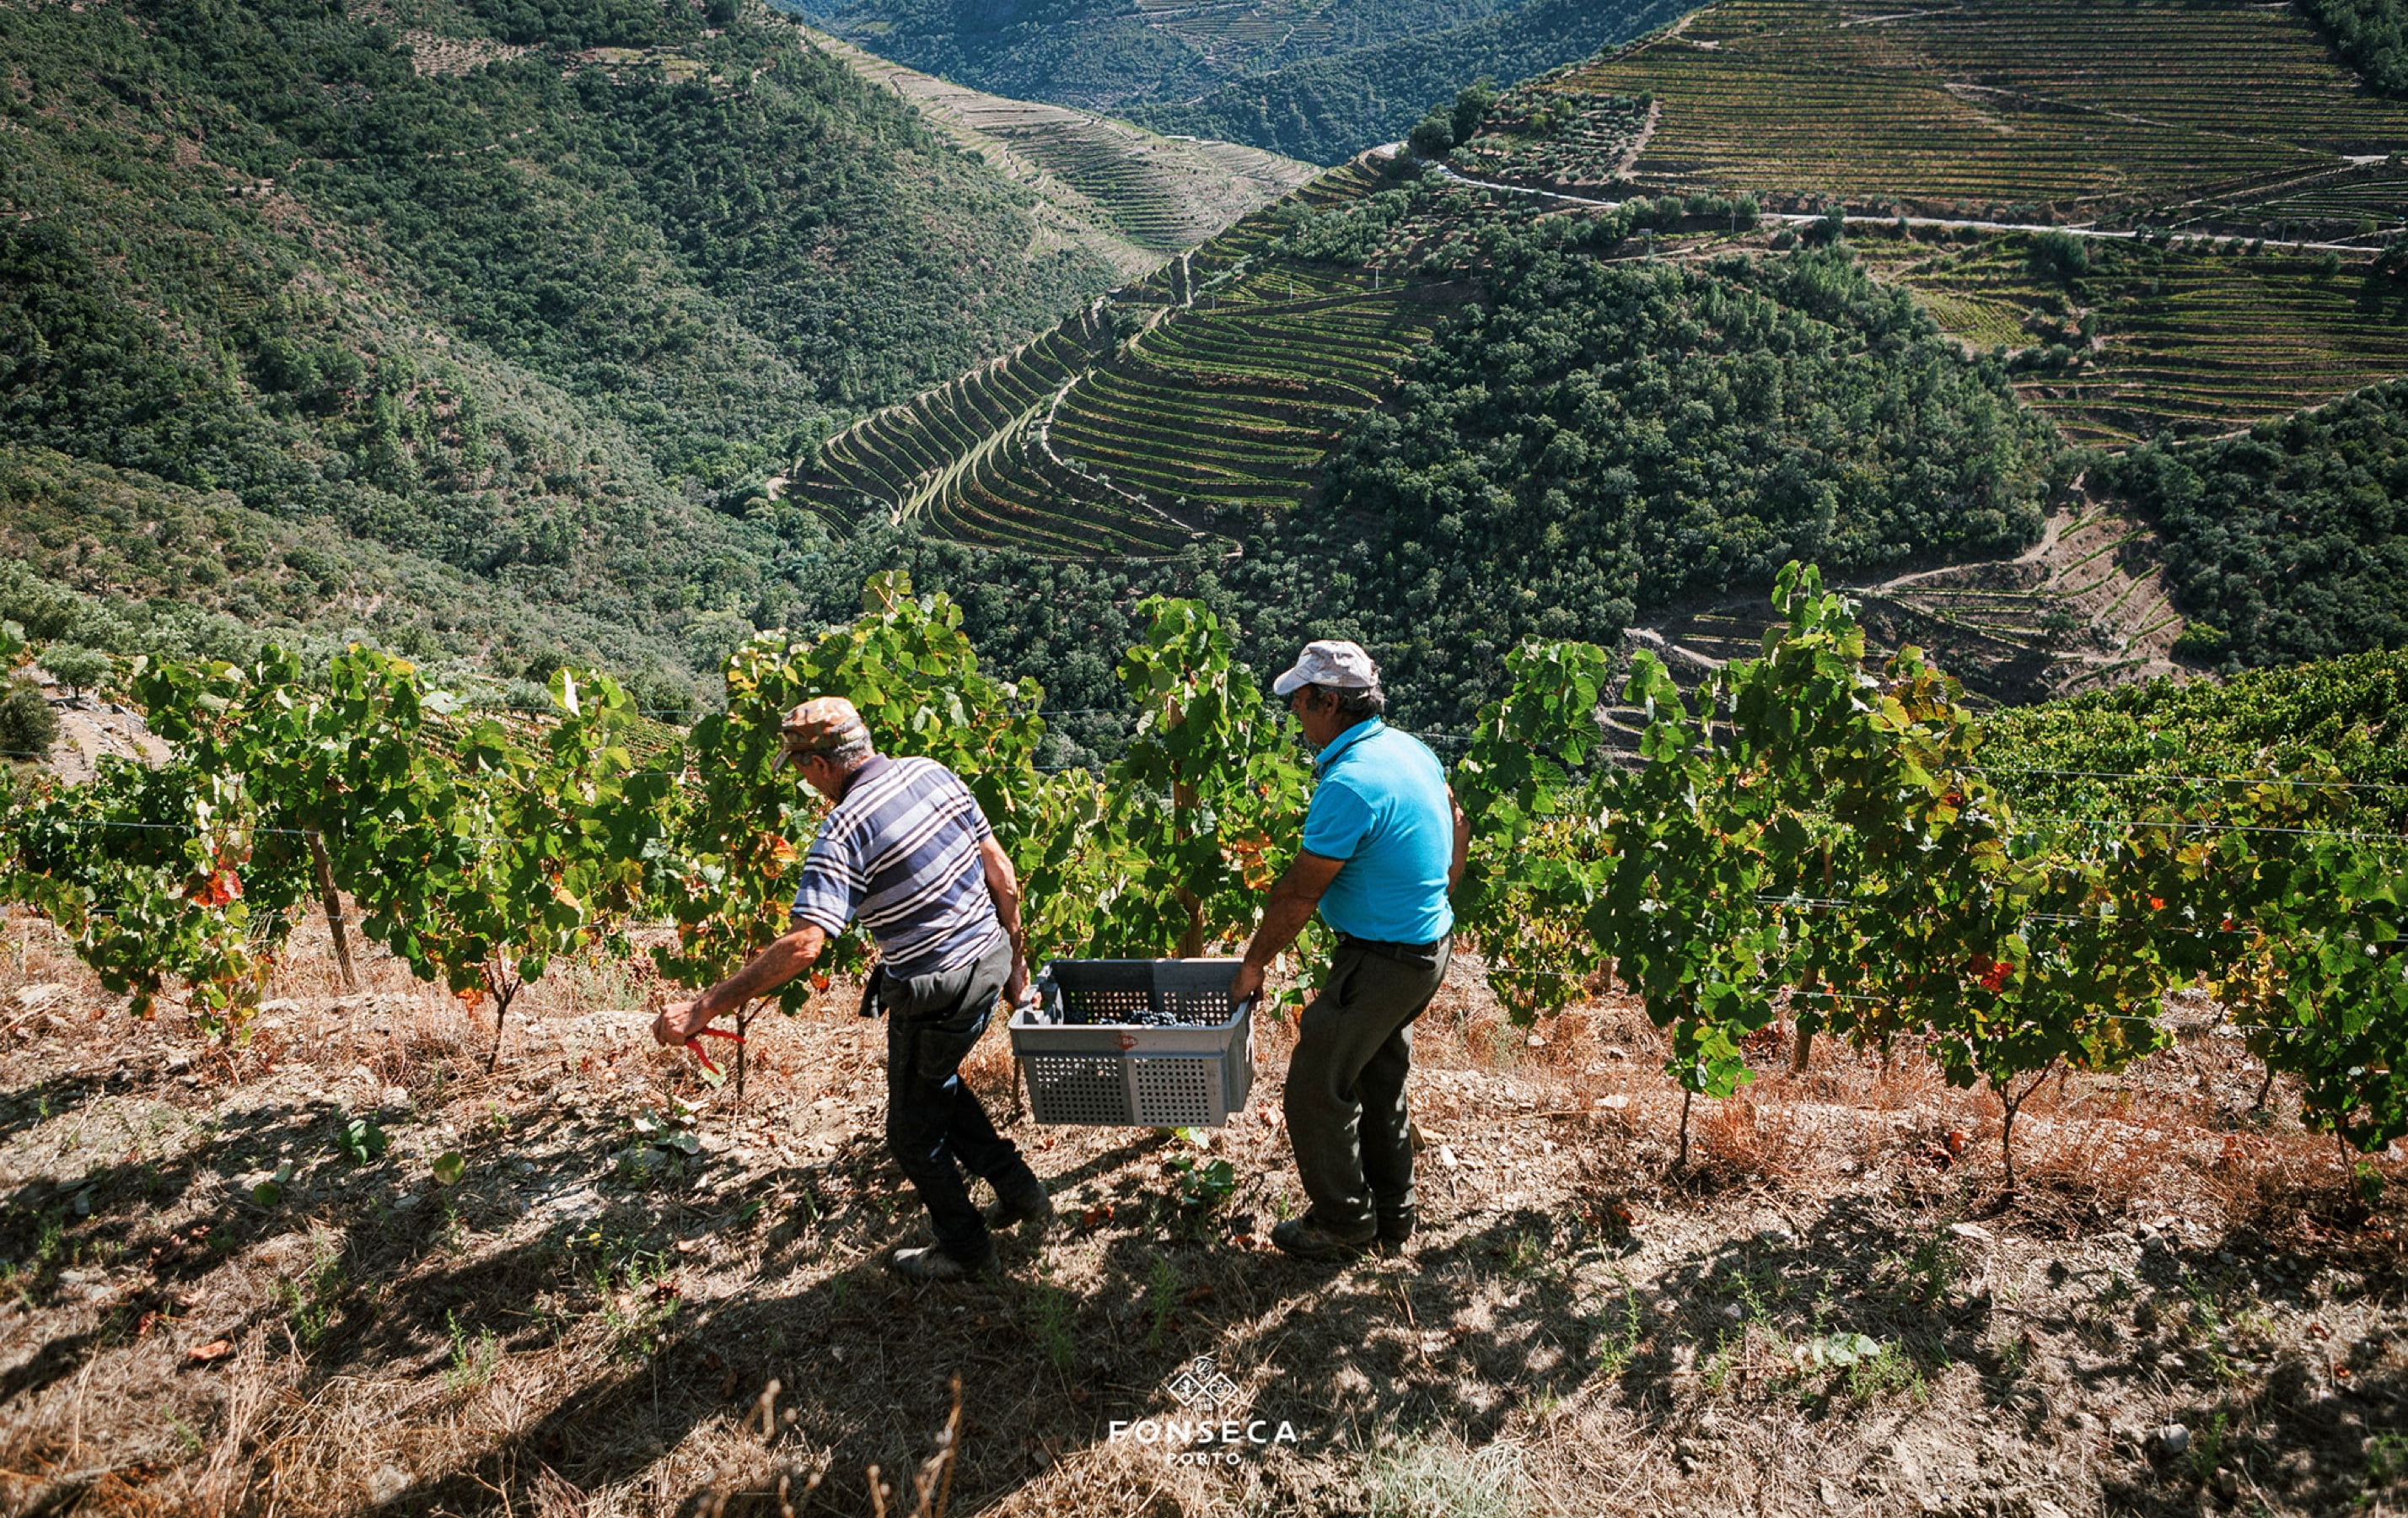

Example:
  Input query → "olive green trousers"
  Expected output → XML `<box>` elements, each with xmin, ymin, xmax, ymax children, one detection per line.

<box><xmin>1282</xmin><ymin>936</ymin><xmax>1451</xmax><ymax>1237</ymax></box>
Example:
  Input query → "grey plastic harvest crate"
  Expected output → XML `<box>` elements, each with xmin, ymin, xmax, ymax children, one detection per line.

<box><xmin>1008</xmin><ymin>959</ymin><xmax>1254</xmax><ymax>1127</ymax></box>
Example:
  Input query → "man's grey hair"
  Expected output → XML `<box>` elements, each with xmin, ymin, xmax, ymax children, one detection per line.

<box><xmin>1305</xmin><ymin>681</ymin><xmax>1386</xmax><ymax>721</ymax></box>
<box><xmin>824</xmin><ymin>730</ymin><xmax>876</xmax><ymax>770</ymax></box>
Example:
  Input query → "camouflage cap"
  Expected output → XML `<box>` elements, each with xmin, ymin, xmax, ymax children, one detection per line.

<box><xmin>771</xmin><ymin>696</ymin><xmax>870</xmax><ymax>772</ymax></box>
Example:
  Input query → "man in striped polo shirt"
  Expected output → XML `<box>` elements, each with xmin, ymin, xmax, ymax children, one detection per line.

<box><xmin>652</xmin><ymin>697</ymin><xmax>1052</xmax><ymax>1280</ymax></box>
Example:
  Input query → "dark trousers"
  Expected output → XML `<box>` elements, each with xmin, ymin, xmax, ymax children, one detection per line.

<box><xmin>882</xmin><ymin>937</ymin><xmax>1031</xmax><ymax>1263</ymax></box>
<box><xmin>1282</xmin><ymin>936</ymin><xmax>1451</xmax><ymax>1237</ymax></box>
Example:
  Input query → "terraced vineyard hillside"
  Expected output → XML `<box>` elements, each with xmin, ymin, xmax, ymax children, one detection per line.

<box><xmin>802</xmin><ymin>28</ymin><xmax>1316</xmax><ymax>278</ymax></box>
<box><xmin>1853</xmin><ymin>230</ymin><xmax>2408</xmax><ymax>445</ymax></box>
<box><xmin>1596</xmin><ymin>502</ymin><xmax>2185</xmax><ymax>747</ymax></box>
<box><xmin>789</xmin><ymin>164</ymin><xmax>1471</xmax><ymax>554</ymax></box>
<box><xmin>1461</xmin><ymin>0</ymin><xmax>2408</xmax><ymax>232</ymax></box>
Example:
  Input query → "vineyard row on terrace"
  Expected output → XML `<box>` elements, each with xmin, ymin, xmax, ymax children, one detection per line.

<box><xmin>1</xmin><ymin>566</ymin><xmax>2401</xmax><ymax>1176</ymax></box>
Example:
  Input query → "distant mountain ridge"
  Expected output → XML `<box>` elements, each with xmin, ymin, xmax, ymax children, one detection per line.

<box><xmin>1129</xmin><ymin>0</ymin><xmax>1692</xmax><ymax>164</ymax></box>
<box><xmin>787</xmin><ymin>0</ymin><xmax>1686</xmax><ymax>163</ymax></box>
<box><xmin>801</xmin><ymin>25</ymin><xmax>1316</xmax><ymax>278</ymax></box>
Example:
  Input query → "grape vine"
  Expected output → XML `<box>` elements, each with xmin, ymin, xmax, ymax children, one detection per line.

<box><xmin>2</xmin><ymin>566</ymin><xmax>2400</xmax><ymax>1171</ymax></box>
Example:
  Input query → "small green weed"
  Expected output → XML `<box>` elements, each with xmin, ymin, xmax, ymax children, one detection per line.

<box><xmin>1589</xmin><ymin>1283</ymin><xmax>1642</xmax><ymax>1379</ymax></box>
<box><xmin>1701</xmin><ymin>1333</ymin><xmax>1736</xmax><ymax>1396</ymax></box>
<box><xmin>1897</xmin><ymin>1226</ymin><xmax>1966</xmax><ymax>1305</ymax></box>
<box><xmin>2365</xmin><ymin>1430</ymin><xmax>2408</xmax><ymax>1499</ymax></box>
<box><xmin>1168</xmin><ymin>1155</ymin><xmax>1237</xmax><ymax>1210</ymax></box>
<box><xmin>445</xmin><ymin>1310</ymin><xmax>502</xmax><ymax>1390</ymax></box>
<box><xmin>2352</xmin><ymin>1160</ymin><xmax>2385</xmax><ymax>1208</ymax></box>
<box><xmin>1995</xmin><ymin>1332</ymin><xmax>2028</xmax><ymax>1382</ymax></box>
<box><xmin>277</xmin><ymin>1244</ymin><xmax>344</xmax><ymax>1351</ymax></box>
<box><xmin>1145</xmin><ymin>1257</ymin><xmax>1178</xmax><ymax>1351</ymax></box>
<box><xmin>251</xmin><ymin>1161</ymin><xmax>295</xmax><ymax>1208</ymax></box>
<box><xmin>1733</xmin><ymin>1273</ymin><xmax>1774</xmax><ymax>1331</ymax></box>
<box><xmin>2182</xmin><ymin>1276</ymin><xmax>2239</xmax><ymax>1383</ymax></box>
<box><xmin>2189</xmin><ymin>1409</ymin><xmax>2229</xmax><ymax>1485</ymax></box>
<box><xmin>597</xmin><ymin>1262</ymin><xmax>680</xmax><ymax>1361</ymax></box>
<box><xmin>1846</xmin><ymin>1341</ymin><xmax>1930</xmax><ymax>1402</ymax></box>
<box><xmin>1502</xmin><ymin>1230</ymin><xmax>1546</xmax><ymax>1278</ymax></box>
<box><xmin>333</xmin><ymin>1117</ymin><xmax>388</xmax><ymax>1165</ymax></box>
<box><xmin>1030</xmin><ymin>1273</ymin><xmax>1076</xmax><ymax>1374</ymax></box>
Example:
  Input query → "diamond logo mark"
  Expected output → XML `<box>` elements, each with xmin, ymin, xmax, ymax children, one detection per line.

<box><xmin>1164</xmin><ymin>1354</ymin><xmax>1239</xmax><ymax>1410</ymax></box>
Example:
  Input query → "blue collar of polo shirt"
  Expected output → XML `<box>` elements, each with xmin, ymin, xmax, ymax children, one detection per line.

<box><xmin>1313</xmin><ymin>716</ymin><xmax>1385</xmax><ymax>775</ymax></box>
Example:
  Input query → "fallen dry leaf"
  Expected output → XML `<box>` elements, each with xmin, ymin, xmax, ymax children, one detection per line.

<box><xmin>187</xmin><ymin>1338</ymin><xmax>234</xmax><ymax>1365</ymax></box>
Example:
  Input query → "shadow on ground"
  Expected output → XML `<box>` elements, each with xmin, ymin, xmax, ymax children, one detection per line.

<box><xmin>2</xmin><ymin>1064</ymin><xmax>2400</xmax><ymax>1517</ymax></box>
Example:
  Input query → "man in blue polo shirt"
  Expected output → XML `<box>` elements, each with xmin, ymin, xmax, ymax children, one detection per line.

<box><xmin>1229</xmin><ymin>640</ymin><xmax>1467</xmax><ymax>1260</ymax></box>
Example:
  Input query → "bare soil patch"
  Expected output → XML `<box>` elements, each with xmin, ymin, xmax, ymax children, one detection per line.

<box><xmin>0</xmin><ymin>911</ymin><xmax>2400</xmax><ymax>1515</ymax></box>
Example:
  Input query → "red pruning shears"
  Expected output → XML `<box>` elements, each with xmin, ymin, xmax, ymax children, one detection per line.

<box><xmin>683</xmin><ymin>1025</ymin><xmax>744</xmax><ymax>1076</ymax></box>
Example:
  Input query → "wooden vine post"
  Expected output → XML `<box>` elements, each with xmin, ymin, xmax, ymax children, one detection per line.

<box><xmin>307</xmin><ymin>830</ymin><xmax>359</xmax><ymax>994</ymax></box>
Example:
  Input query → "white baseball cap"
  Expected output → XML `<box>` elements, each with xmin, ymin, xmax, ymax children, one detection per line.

<box><xmin>1271</xmin><ymin>638</ymin><xmax>1379</xmax><ymax>697</ymax></box>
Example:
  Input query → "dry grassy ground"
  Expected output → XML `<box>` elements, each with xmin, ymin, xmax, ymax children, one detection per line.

<box><xmin>0</xmin><ymin>906</ymin><xmax>2401</xmax><ymax>1517</ymax></box>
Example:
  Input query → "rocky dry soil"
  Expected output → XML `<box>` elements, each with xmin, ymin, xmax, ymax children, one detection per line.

<box><xmin>0</xmin><ymin>911</ymin><xmax>2400</xmax><ymax>1516</ymax></box>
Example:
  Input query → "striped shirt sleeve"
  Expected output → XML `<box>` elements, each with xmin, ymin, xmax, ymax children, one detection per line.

<box><xmin>790</xmin><ymin>828</ymin><xmax>863</xmax><ymax>937</ymax></box>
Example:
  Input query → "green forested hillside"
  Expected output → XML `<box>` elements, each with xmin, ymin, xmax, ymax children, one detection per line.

<box><xmin>0</xmin><ymin>444</ymin><xmax>705</xmax><ymax>709</ymax></box>
<box><xmin>2099</xmin><ymin>387</ymin><xmax>2408</xmax><ymax>669</ymax></box>
<box><xmin>793</xmin><ymin>0</ymin><xmax>1685</xmax><ymax>164</ymax></box>
<box><xmin>790</xmin><ymin>0</ymin><xmax>1513</xmax><ymax>111</ymax></box>
<box><xmin>2303</xmin><ymin>0</ymin><xmax>2408</xmax><ymax>94</ymax></box>
<box><xmin>1249</xmin><ymin>239</ymin><xmax>2057</xmax><ymax>719</ymax></box>
<box><xmin>0</xmin><ymin>0</ymin><xmax>1119</xmax><ymax>690</ymax></box>
<box><xmin>15</xmin><ymin>0</ymin><xmax>2408</xmax><ymax>737</ymax></box>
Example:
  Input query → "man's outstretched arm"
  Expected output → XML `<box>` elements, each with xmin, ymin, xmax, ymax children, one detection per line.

<box><xmin>1228</xmin><ymin>851</ymin><xmax>1346</xmax><ymax>1007</ymax></box>
<box><xmin>652</xmin><ymin>921</ymin><xmax>829</xmax><ymax>1046</ymax></box>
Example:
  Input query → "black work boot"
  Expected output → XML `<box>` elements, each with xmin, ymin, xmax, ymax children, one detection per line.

<box><xmin>984</xmin><ymin>1167</ymin><xmax>1055</xmax><ymax>1235</ymax></box>
<box><xmin>1375</xmin><ymin>1206</ymin><xmax>1416</xmax><ymax>1255</ymax></box>
<box><xmin>1270</xmin><ymin>1214</ymin><xmax>1376</xmax><ymax>1261</ymax></box>
<box><xmin>890</xmin><ymin>1244</ymin><xmax>996</xmax><ymax>1283</ymax></box>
